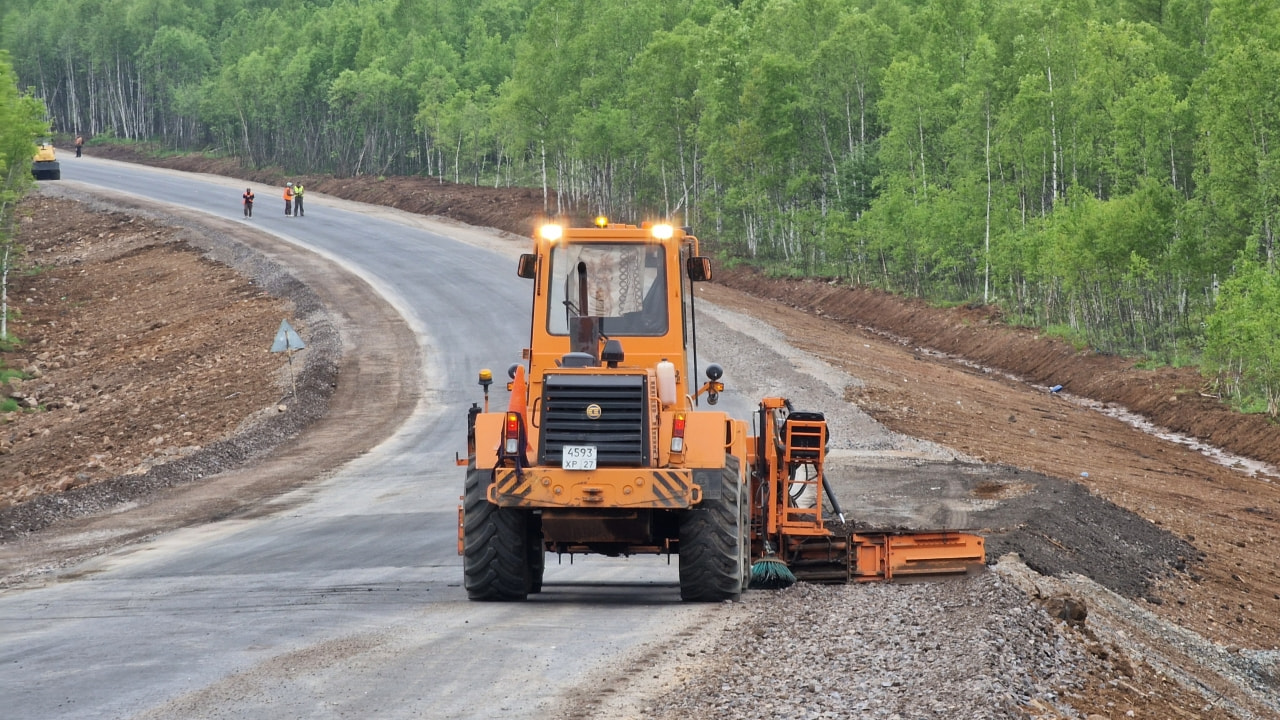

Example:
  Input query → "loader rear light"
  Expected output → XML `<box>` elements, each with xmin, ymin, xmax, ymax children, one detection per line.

<box><xmin>504</xmin><ymin>412</ymin><xmax>522</xmax><ymax>455</ymax></box>
<box><xmin>670</xmin><ymin>413</ymin><xmax>686</xmax><ymax>453</ymax></box>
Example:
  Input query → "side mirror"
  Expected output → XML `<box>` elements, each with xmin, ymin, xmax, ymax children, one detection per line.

<box><xmin>517</xmin><ymin>253</ymin><xmax>537</xmax><ymax>279</ymax></box>
<box><xmin>686</xmin><ymin>256</ymin><xmax>712</xmax><ymax>282</ymax></box>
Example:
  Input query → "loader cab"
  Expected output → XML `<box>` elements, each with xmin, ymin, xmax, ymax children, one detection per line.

<box><xmin>519</xmin><ymin>220</ymin><xmax>708</xmax><ymax>403</ymax></box>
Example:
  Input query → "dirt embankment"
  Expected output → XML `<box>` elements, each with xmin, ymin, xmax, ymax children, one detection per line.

<box><xmin>0</xmin><ymin>199</ymin><xmax>298</xmax><ymax>511</ymax></box>
<box><xmin>714</xmin><ymin>269</ymin><xmax>1280</xmax><ymax>470</ymax></box>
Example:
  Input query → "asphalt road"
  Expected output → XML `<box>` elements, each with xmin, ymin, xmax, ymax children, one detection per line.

<box><xmin>0</xmin><ymin>158</ymin><xmax>730</xmax><ymax>718</ymax></box>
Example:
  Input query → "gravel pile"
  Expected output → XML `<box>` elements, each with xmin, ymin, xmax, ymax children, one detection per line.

<box><xmin>644</xmin><ymin>572</ymin><xmax>1106</xmax><ymax>719</ymax></box>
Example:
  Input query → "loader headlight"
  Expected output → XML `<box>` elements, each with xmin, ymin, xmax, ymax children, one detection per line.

<box><xmin>539</xmin><ymin>224</ymin><xmax>563</xmax><ymax>241</ymax></box>
<box><xmin>651</xmin><ymin>223</ymin><xmax>674</xmax><ymax>239</ymax></box>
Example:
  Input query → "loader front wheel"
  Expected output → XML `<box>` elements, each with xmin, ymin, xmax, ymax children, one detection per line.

<box><xmin>463</xmin><ymin>467</ymin><xmax>529</xmax><ymax>601</ymax></box>
<box><xmin>679</xmin><ymin>455</ymin><xmax>746</xmax><ymax>602</ymax></box>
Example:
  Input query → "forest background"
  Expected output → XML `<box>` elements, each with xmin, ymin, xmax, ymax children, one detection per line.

<box><xmin>3</xmin><ymin>0</ymin><xmax>1280</xmax><ymax>415</ymax></box>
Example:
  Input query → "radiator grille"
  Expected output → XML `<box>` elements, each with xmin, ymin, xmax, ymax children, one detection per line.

<box><xmin>540</xmin><ymin>374</ymin><xmax>648</xmax><ymax>466</ymax></box>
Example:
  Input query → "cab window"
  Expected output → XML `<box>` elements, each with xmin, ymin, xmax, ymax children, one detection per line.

<box><xmin>547</xmin><ymin>243</ymin><xmax>668</xmax><ymax>337</ymax></box>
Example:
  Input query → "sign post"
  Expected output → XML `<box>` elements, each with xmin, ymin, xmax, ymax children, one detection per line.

<box><xmin>270</xmin><ymin>319</ymin><xmax>306</xmax><ymax>397</ymax></box>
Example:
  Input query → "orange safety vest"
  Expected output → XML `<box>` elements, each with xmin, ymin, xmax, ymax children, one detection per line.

<box><xmin>284</xmin><ymin>186</ymin><xmax>294</xmax><ymax>201</ymax></box>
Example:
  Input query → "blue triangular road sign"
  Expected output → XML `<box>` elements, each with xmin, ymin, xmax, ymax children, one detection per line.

<box><xmin>271</xmin><ymin>319</ymin><xmax>306</xmax><ymax>352</ymax></box>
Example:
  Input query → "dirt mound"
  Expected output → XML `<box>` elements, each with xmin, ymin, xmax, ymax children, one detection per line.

<box><xmin>0</xmin><ymin>198</ymin><xmax>295</xmax><ymax>514</ymax></box>
<box><xmin>713</xmin><ymin>267</ymin><xmax>1280</xmax><ymax>472</ymax></box>
<box><xmin>0</xmin><ymin>192</ymin><xmax>343</xmax><ymax>554</ymax></box>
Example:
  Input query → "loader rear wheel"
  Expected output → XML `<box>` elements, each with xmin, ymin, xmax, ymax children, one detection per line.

<box><xmin>679</xmin><ymin>455</ymin><xmax>746</xmax><ymax>602</ymax></box>
<box><xmin>463</xmin><ymin>467</ymin><xmax>529</xmax><ymax>601</ymax></box>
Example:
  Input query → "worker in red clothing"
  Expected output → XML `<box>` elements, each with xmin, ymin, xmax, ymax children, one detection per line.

<box><xmin>284</xmin><ymin>182</ymin><xmax>294</xmax><ymax>216</ymax></box>
<box><xmin>242</xmin><ymin>188</ymin><xmax>255</xmax><ymax>217</ymax></box>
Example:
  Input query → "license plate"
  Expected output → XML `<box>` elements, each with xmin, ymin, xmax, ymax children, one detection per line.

<box><xmin>561</xmin><ymin>445</ymin><xmax>597</xmax><ymax>470</ymax></box>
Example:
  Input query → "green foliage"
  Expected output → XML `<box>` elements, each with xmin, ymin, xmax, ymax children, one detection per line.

<box><xmin>1042</xmin><ymin>323</ymin><xmax>1092</xmax><ymax>352</ymax></box>
<box><xmin>1203</xmin><ymin>260</ymin><xmax>1280</xmax><ymax>416</ymax></box>
<box><xmin>1134</xmin><ymin>347</ymin><xmax>1198</xmax><ymax>371</ymax></box>
<box><xmin>1192</xmin><ymin>37</ymin><xmax>1280</xmax><ymax>269</ymax></box>
<box><xmin>1</xmin><ymin>50</ymin><xmax>50</xmax><ymax>342</ymax></box>
<box><xmin>0</xmin><ymin>51</ymin><xmax>45</xmax><ymax>217</ymax></box>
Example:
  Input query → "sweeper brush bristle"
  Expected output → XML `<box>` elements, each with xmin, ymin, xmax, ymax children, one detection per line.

<box><xmin>749</xmin><ymin>557</ymin><xmax>797</xmax><ymax>590</ymax></box>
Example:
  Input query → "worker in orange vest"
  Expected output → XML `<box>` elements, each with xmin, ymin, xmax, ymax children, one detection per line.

<box><xmin>284</xmin><ymin>182</ymin><xmax>294</xmax><ymax>216</ymax></box>
<box><xmin>242</xmin><ymin>188</ymin><xmax>255</xmax><ymax>217</ymax></box>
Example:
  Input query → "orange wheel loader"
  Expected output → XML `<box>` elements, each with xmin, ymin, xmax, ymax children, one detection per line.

<box><xmin>459</xmin><ymin>219</ymin><xmax>984</xmax><ymax>601</ymax></box>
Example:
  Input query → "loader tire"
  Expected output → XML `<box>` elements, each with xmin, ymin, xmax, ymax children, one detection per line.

<box><xmin>679</xmin><ymin>455</ymin><xmax>746</xmax><ymax>602</ymax></box>
<box><xmin>463</xmin><ymin>467</ymin><xmax>529</xmax><ymax>601</ymax></box>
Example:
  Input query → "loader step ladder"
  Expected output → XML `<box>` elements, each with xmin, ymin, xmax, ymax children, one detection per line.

<box><xmin>753</xmin><ymin>397</ymin><xmax>988</xmax><ymax>585</ymax></box>
<box><xmin>776</xmin><ymin>409</ymin><xmax>986</xmax><ymax>583</ymax></box>
<box><xmin>779</xmin><ymin>412</ymin><xmax>830</xmax><ymax>535</ymax></box>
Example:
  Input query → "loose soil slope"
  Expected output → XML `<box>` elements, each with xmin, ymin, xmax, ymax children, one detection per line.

<box><xmin>0</xmin><ymin>199</ymin><xmax>291</xmax><ymax>509</ymax></box>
